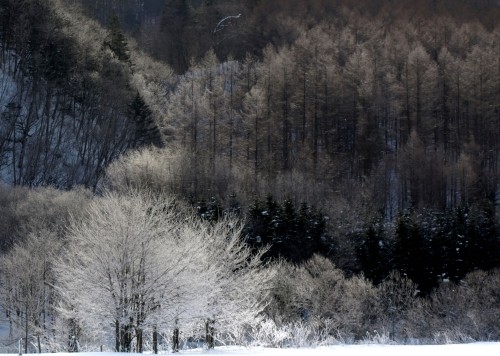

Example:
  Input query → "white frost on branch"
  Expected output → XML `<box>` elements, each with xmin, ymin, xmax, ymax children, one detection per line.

<box><xmin>213</xmin><ymin>14</ymin><xmax>242</xmax><ymax>34</ymax></box>
<box><xmin>54</xmin><ymin>190</ymin><xmax>274</xmax><ymax>351</ymax></box>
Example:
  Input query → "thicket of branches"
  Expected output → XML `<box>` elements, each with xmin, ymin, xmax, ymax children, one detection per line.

<box><xmin>0</xmin><ymin>187</ymin><xmax>275</xmax><ymax>353</ymax></box>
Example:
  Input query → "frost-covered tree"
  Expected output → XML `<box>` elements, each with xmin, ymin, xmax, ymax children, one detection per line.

<box><xmin>56</xmin><ymin>192</ymin><xmax>204</xmax><ymax>351</ymax></box>
<box><xmin>377</xmin><ymin>271</ymin><xmax>419</xmax><ymax>341</ymax></box>
<box><xmin>0</xmin><ymin>230</ymin><xmax>62</xmax><ymax>353</ymax></box>
<box><xmin>55</xmin><ymin>190</ymin><xmax>273</xmax><ymax>352</ymax></box>
<box><xmin>192</xmin><ymin>221</ymin><xmax>274</xmax><ymax>348</ymax></box>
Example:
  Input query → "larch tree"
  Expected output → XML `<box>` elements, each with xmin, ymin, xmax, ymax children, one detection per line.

<box><xmin>242</xmin><ymin>86</ymin><xmax>266</xmax><ymax>181</ymax></box>
<box><xmin>405</xmin><ymin>44</ymin><xmax>438</xmax><ymax>144</ymax></box>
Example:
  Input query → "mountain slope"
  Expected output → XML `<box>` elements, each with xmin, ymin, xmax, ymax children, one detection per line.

<box><xmin>0</xmin><ymin>0</ymin><xmax>172</xmax><ymax>189</ymax></box>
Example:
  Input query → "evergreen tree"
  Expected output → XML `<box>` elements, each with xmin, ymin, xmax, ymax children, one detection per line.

<box><xmin>196</xmin><ymin>196</ymin><xmax>223</xmax><ymax>223</ymax></box>
<box><xmin>105</xmin><ymin>15</ymin><xmax>130</xmax><ymax>62</ymax></box>
<box><xmin>356</xmin><ymin>221</ymin><xmax>390</xmax><ymax>284</ymax></box>
<box><xmin>393</xmin><ymin>210</ymin><xmax>436</xmax><ymax>294</ymax></box>
<box><xmin>446</xmin><ymin>207</ymin><xmax>470</xmax><ymax>281</ymax></box>
<box><xmin>245</xmin><ymin>196</ymin><xmax>329</xmax><ymax>263</ymax></box>
<box><xmin>128</xmin><ymin>93</ymin><xmax>162</xmax><ymax>148</ymax></box>
<box><xmin>464</xmin><ymin>202</ymin><xmax>500</xmax><ymax>272</ymax></box>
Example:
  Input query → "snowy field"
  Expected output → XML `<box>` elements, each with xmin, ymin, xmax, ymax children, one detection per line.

<box><xmin>178</xmin><ymin>343</ymin><xmax>500</xmax><ymax>355</ymax></box>
<box><xmin>2</xmin><ymin>344</ymin><xmax>500</xmax><ymax>356</ymax></box>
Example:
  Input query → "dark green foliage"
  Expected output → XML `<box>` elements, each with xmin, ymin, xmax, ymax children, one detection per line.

<box><xmin>355</xmin><ymin>220</ymin><xmax>390</xmax><ymax>284</ymax></box>
<box><xmin>196</xmin><ymin>196</ymin><xmax>223</xmax><ymax>223</ymax></box>
<box><xmin>128</xmin><ymin>93</ymin><xmax>162</xmax><ymax>148</ymax></box>
<box><xmin>466</xmin><ymin>202</ymin><xmax>499</xmax><ymax>271</ymax></box>
<box><xmin>442</xmin><ymin>207</ymin><xmax>470</xmax><ymax>281</ymax></box>
<box><xmin>422</xmin><ymin>205</ymin><xmax>499</xmax><ymax>287</ymax></box>
<box><xmin>358</xmin><ymin>205</ymin><xmax>499</xmax><ymax>295</ymax></box>
<box><xmin>393</xmin><ymin>211</ymin><xmax>437</xmax><ymax>294</ymax></box>
<box><xmin>245</xmin><ymin>196</ymin><xmax>330</xmax><ymax>263</ymax></box>
<box><xmin>105</xmin><ymin>15</ymin><xmax>130</xmax><ymax>62</ymax></box>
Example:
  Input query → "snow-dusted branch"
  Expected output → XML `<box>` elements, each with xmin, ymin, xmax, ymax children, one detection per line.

<box><xmin>55</xmin><ymin>190</ymin><xmax>274</xmax><ymax>352</ymax></box>
<box><xmin>213</xmin><ymin>14</ymin><xmax>242</xmax><ymax>34</ymax></box>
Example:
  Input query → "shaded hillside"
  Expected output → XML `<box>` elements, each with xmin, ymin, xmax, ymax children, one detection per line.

<box><xmin>0</xmin><ymin>0</ymin><xmax>171</xmax><ymax>189</ymax></box>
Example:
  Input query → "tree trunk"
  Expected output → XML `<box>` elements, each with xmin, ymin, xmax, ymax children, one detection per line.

<box><xmin>68</xmin><ymin>319</ymin><xmax>79</xmax><ymax>352</ymax></box>
<box><xmin>152</xmin><ymin>326</ymin><xmax>158</xmax><ymax>354</ymax></box>
<box><xmin>282</xmin><ymin>67</ymin><xmax>289</xmax><ymax>170</ymax></box>
<box><xmin>205</xmin><ymin>319</ymin><xmax>215</xmax><ymax>349</ymax></box>
<box><xmin>172</xmin><ymin>327</ymin><xmax>179</xmax><ymax>353</ymax></box>
<box><xmin>405</xmin><ymin>62</ymin><xmax>411</xmax><ymax>140</ymax></box>
<box><xmin>115</xmin><ymin>320</ymin><xmax>120</xmax><ymax>352</ymax></box>
<box><xmin>37</xmin><ymin>334</ymin><xmax>41</xmax><ymax>353</ymax></box>
<box><xmin>229</xmin><ymin>65</ymin><xmax>234</xmax><ymax>169</ymax></box>
<box><xmin>136</xmin><ymin>327</ymin><xmax>143</xmax><ymax>353</ymax></box>
<box><xmin>123</xmin><ymin>323</ymin><xmax>132</xmax><ymax>352</ymax></box>
<box><xmin>24</xmin><ymin>304</ymin><xmax>28</xmax><ymax>354</ymax></box>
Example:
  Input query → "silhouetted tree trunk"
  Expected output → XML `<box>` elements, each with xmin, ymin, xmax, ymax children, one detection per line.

<box><xmin>172</xmin><ymin>325</ymin><xmax>179</xmax><ymax>353</ymax></box>
<box><xmin>205</xmin><ymin>319</ymin><xmax>215</xmax><ymax>349</ymax></box>
<box><xmin>152</xmin><ymin>325</ymin><xmax>158</xmax><ymax>354</ymax></box>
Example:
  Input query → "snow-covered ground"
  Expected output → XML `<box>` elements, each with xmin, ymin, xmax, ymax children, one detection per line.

<box><xmin>2</xmin><ymin>344</ymin><xmax>500</xmax><ymax>356</ymax></box>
